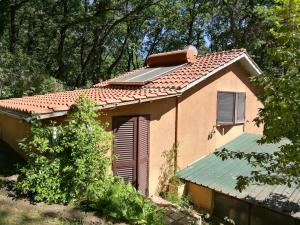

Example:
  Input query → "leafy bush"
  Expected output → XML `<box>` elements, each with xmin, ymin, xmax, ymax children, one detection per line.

<box><xmin>161</xmin><ymin>192</ymin><xmax>191</xmax><ymax>210</ymax></box>
<box><xmin>169</xmin><ymin>176</ymin><xmax>183</xmax><ymax>185</ymax></box>
<box><xmin>15</xmin><ymin>96</ymin><xmax>112</xmax><ymax>204</ymax></box>
<box><xmin>87</xmin><ymin>176</ymin><xmax>165</xmax><ymax>225</ymax></box>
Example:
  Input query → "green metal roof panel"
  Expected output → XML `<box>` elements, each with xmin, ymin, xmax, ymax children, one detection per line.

<box><xmin>178</xmin><ymin>133</ymin><xmax>300</xmax><ymax>219</ymax></box>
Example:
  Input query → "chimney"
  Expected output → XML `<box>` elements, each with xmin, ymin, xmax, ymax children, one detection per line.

<box><xmin>146</xmin><ymin>45</ymin><xmax>198</xmax><ymax>67</ymax></box>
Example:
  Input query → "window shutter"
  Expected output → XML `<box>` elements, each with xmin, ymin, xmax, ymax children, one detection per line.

<box><xmin>137</xmin><ymin>115</ymin><xmax>149</xmax><ymax>196</ymax></box>
<box><xmin>112</xmin><ymin>117</ymin><xmax>137</xmax><ymax>185</ymax></box>
<box><xmin>217</xmin><ymin>92</ymin><xmax>235</xmax><ymax>124</ymax></box>
<box><xmin>235</xmin><ymin>92</ymin><xmax>246</xmax><ymax>123</ymax></box>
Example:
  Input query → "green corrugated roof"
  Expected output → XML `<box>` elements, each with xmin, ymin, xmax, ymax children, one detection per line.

<box><xmin>178</xmin><ymin>133</ymin><xmax>300</xmax><ymax>219</ymax></box>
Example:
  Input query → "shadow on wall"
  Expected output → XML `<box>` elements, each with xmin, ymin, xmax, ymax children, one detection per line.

<box><xmin>245</xmin><ymin>192</ymin><xmax>300</xmax><ymax>217</ymax></box>
<box><xmin>208</xmin><ymin>126</ymin><xmax>216</xmax><ymax>140</ymax></box>
<box><xmin>216</xmin><ymin>125</ymin><xmax>234</xmax><ymax>136</ymax></box>
<box><xmin>0</xmin><ymin>140</ymin><xmax>25</xmax><ymax>176</ymax></box>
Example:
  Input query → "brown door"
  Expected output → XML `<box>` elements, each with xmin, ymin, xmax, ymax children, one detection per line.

<box><xmin>112</xmin><ymin>115</ymin><xmax>149</xmax><ymax>196</ymax></box>
<box><xmin>137</xmin><ymin>115</ymin><xmax>149</xmax><ymax>196</ymax></box>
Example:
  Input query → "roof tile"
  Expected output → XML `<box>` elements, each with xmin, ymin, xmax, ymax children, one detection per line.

<box><xmin>0</xmin><ymin>49</ymin><xmax>246</xmax><ymax>115</ymax></box>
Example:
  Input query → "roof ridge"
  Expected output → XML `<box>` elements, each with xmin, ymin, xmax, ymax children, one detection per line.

<box><xmin>197</xmin><ymin>48</ymin><xmax>246</xmax><ymax>58</ymax></box>
<box><xmin>91</xmin><ymin>85</ymin><xmax>178</xmax><ymax>91</ymax></box>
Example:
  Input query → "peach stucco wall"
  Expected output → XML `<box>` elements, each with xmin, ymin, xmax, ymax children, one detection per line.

<box><xmin>176</xmin><ymin>62</ymin><xmax>263</xmax><ymax>168</ymax></box>
<box><xmin>100</xmin><ymin>98</ymin><xmax>177</xmax><ymax>195</ymax></box>
<box><xmin>0</xmin><ymin>113</ymin><xmax>29</xmax><ymax>157</ymax></box>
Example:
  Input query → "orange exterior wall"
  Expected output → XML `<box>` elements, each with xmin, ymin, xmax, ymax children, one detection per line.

<box><xmin>177</xmin><ymin>62</ymin><xmax>263</xmax><ymax>168</ymax></box>
<box><xmin>186</xmin><ymin>182</ymin><xmax>214</xmax><ymax>212</ymax></box>
<box><xmin>0</xmin><ymin>114</ymin><xmax>29</xmax><ymax>157</ymax></box>
<box><xmin>99</xmin><ymin>98</ymin><xmax>177</xmax><ymax>196</ymax></box>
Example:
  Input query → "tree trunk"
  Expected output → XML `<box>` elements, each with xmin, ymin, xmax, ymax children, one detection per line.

<box><xmin>186</xmin><ymin>2</ymin><xmax>196</xmax><ymax>45</ymax></box>
<box><xmin>106</xmin><ymin>27</ymin><xmax>129</xmax><ymax>77</ymax></box>
<box><xmin>9</xmin><ymin>5</ymin><xmax>16</xmax><ymax>53</ymax></box>
<box><xmin>56</xmin><ymin>0</ymin><xmax>68</xmax><ymax>80</ymax></box>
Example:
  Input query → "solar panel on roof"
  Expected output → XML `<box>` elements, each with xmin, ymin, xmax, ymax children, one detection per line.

<box><xmin>109</xmin><ymin>64</ymin><xmax>184</xmax><ymax>85</ymax></box>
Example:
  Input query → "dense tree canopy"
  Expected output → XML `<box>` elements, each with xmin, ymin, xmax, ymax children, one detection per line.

<box><xmin>0</xmin><ymin>0</ymin><xmax>276</xmax><ymax>97</ymax></box>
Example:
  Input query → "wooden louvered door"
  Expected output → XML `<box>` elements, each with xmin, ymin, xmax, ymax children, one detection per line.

<box><xmin>112</xmin><ymin>115</ymin><xmax>149</xmax><ymax>196</ymax></box>
<box><xmin>137</xmin><ymin>115</ymin><xmax>149</xmax><ymax>196</ymax></box>
<box><xmin>113</xmin><ymin>116</ymin><xmax>137</xmax><ymax>186</ymax></box>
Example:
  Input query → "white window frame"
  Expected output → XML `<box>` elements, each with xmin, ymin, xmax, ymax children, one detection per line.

<box><xmin>217</xmin><ymin>91</ymin><xmax>246</xmax><ymax>125</ymax></box>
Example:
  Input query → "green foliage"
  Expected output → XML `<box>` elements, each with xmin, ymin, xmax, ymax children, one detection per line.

<box><xmin>0</xmin><ymin>49</ymin><xmax>64</xmax><ymax>99</ymax></box>
<box><xmin>205</xmin><ymin>0</ymin><xmax>275</xmax><ymax>63</ymax></box>
<box><xmin>216</xmin><ymin>0</ymin><xmax>300</xmax><ymax>190</ymax></box>
<box><xmin>87</xmin><ymin>176</ymin><xmax>165</xmax><ymax>225</ymax></box>
<box><xmin>0</xmin><ymin>0</ymin><xmax>277</xmax><ymax>94</ymax></box>
<box><xmin>56</xmin><ymin>218</ymin><xmax>84</xmax><ymax>225</ymax></box>
<box><xmin>161</xmin><ymin>192</ymin><xmax>192</xmax><ymax>210</ymax></box>
<box><xmin>169</xmin><ymin>176</ymin><xmax>184</xmax><ymax>186</ymax></box>
<box><xmin>15</xmin><ymin>96</ymin><xmax>112</xmax><ymax>204</ymax></box>
<box><xmin>158</xmin><ymin>143</ymin><xmax>180</xmax><ymax>192</ymax></box>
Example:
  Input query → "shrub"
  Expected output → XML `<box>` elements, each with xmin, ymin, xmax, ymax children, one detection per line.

<box><xmin>169</xmin><ymin>176</ymin><xmax>184</xmax><ymax>185</ymax></box>
<box><xmin>15</xmin><ymin>96</ymin><xmax>112</xmax><ymax>204</ymax></box>
<box><xmin>161</xmin><ymin>192</ymin><xmax>191</xmax><ymax>210</ymax></box>
<box><xmin>87</xmin><ymin>176</ymin><xmax>165</xmax><ymax>225</ymax></box>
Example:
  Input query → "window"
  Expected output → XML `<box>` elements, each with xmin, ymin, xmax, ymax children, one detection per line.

<box><xmin>217</xmin><ymin>91</ymin><xmax>246</xmax><ymax>125</ymax></box>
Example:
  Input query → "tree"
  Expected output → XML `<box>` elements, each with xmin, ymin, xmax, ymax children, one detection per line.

<box><xmin>15</xmin><ymin>96</ymin><xmax>113</xmax><ymax>203</ymax></box>
<box><xmin>0</xmin><ymin>49</ymin><xmax>64</xmax><ymax>99</ymax></box>
<box><xmin>216</xmin><ymin>0</ymin><xmax>300</xmax><ymax>191</ymax></box>
<box><xmin>0</xmin><ymin>0</ymin><xmax>281</xmax><ymax>98</ymax></box>
<box><xmin>204</xmin><ymin>0</ymin><xmax>276</xmax><ymax>68</ymax></box>
<box><xmin>0</xmin><ymin>0</ymin><xmax>160</xmax><ymax>90</ymax></box>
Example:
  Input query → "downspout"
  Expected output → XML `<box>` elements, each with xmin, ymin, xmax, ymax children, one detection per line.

<box><xmin>174</xmin><ymin>96</ymin><xmax>179</xmax><ymax>175</ymax></box>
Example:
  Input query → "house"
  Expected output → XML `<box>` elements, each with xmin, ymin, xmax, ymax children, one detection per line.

<box><xmin>0</xmin><ymin>47</ymin><xmax>269</xmax><ymax>210</ymax></box>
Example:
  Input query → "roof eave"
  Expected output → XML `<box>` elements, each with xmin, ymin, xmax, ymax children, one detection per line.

<box><xmin>178</xmin><ymin>53</ymin><xmax>263</xmax><ymax>93</ymax></box>
<box><xmin>0</xmin><ymin>108</ymin><xmax>32</xmax><ymax>122</ymax></box>
<box><xmin>5</xmin><ymin>93</ymin><xmax>180</xmax><ymax>121</ymax></box>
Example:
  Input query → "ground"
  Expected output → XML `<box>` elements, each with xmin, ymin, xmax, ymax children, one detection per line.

<box><xmin>0</xmin><ymin>141</ymin><xmax>203</xmax><ymax>225</ymax></box>
<box><xmin>151</xmin><ymin>196</ymin><xmax>202</xmax><ymax>225</ymax></box>
<box><xmin>0</xmin><ymin>187</ymin><xmax>107</xmax><ymax>225</ymax></box>
<box><xmin>0</xmin><ymin>141</ymin><xmax>110</xmax><ymax>225</ymax></box>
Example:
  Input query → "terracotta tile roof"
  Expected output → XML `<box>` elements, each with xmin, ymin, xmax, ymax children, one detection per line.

<box><xmin>146</xmin><ymin>48</ymin><xmax>246</xmax><ymax>89</ymax></box>
<box><xmin>0</xmin><ymin>87</ymin><xmax>177</xmax><ymax>114</ymax></box>
<box><xmin>95</xmin><ymin>48</ymin><xmax>246</xmax><ymax>89</ymax></box>
<box><xmin>0</xmin><ymin>49</ymin><xmax>248</xmax><ymax>116</ymax></box>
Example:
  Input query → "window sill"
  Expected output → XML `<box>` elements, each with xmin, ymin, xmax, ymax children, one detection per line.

<box><xmin>216</xmin><ymin>122</ymin><xmax>245</xmax><ymax>126</ymax></box>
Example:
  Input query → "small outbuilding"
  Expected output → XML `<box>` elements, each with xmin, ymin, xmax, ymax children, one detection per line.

<box><xmin>178</xmin><ymin>133</ymin><xmax>300</xmax><ymax>225</ymax></box>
